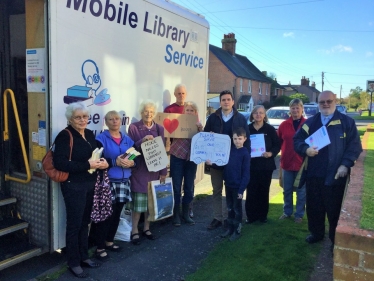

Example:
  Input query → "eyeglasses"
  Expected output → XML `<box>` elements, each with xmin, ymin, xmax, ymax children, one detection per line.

<box><xmin>318</xmin><ymin>100</ymin><xmax>334</xmax><ymax>105</ymax></box>
<box><xmin>143</xmin><ymin>111</ymin><xmax>154</xmax><ymax>115</ymax></box>
<box><xmin>72</xmin><ymin>115</ymin><xmax>89</xmax><ymax>120</ymax></box>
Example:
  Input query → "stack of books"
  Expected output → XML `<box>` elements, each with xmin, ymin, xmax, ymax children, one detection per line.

<box><xmin>120</xmin><ymin>147</ymin><xmax>141</xmax><ymax>160</ymax></box>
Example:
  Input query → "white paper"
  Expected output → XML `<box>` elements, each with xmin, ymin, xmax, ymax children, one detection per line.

<box><xmin>32</xmin><ymin>132</ymin><xmax>38</xmax><ymax>143</ymax></box>
<box><xmin>305</xmin><ymin>126</ymin><xmax>331</xmax><ymax>150</ymax></box>
<box><xmin>38</xmin><ymin>128</ymin><xmax>46</xmax><ymax>146</ymax></box>
<box><xmin>250</xmin><ymin>134</ymin><xmax>266</xmax><ymax>158</ymax></box>
<box><xmin>190</xmin><ymin>132</ymin><xmax>231</xmax><ymax>165</ymax></box>
<box><xmin>141</xmin><ymin>136</ymin><xmax>168</xmax><ymax>172</ymax></box>
<box><xmin>26</xmin><ymin>48</ymin><xmax>46</xmax><ymax>92</ymax></box>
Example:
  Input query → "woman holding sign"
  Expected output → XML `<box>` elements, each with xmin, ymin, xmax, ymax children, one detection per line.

<box><xmin>245</xmin><ymin>105</ymin><xmax>280</xmax><ymax>224</ymax></box>
<box><xmin>128</xmin><ymin>100</ymin><xmax>167</xmax><ymax>245</ymax></box>
<box><xmin>170</xmin><ymin>101</ymin><xmax>203</xmax><ymax>227</ymax></box>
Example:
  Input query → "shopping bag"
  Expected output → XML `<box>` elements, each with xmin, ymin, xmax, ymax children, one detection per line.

<box><xmin>147</xmin><ymin>177</ymin><xmax>174</xmax><ymax>221</ymax></box>
<box><xmin>114</xmin><ymin>208</ymin><xmax>132</xmax><ymax>242</ymax></box>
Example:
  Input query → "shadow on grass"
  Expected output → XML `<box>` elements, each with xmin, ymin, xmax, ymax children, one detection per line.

<box><xmin>186</xmin><ymin>193</ymin><xmax>321</xmax><ymax>281</ymax></box>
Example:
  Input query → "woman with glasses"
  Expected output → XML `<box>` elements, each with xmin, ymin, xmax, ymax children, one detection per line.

<box><xmin>245</xmin><ymin>105</ymin><xmax>280</xmax><ymax>224</ymax></box>
<box><xmin>54</xmin><ymin>102</ymin><xmax>109</xmax><ymax>278</ymax></box>
<box><xmin>127</xmin><ymin>100</ymin><xmax>167</xmax><ymax>245</ymax></box>
<box><xmin>277</xmin><ymin>99</ymin><xmax>307</xmax><ymax>223</ymax></box>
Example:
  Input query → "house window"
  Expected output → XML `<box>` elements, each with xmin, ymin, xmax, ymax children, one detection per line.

<box><xmin>248</xmin><ymin>80</ymin><xmax>252</xmax><ymax>93</ymax></box>
<box><xmin>266</xmin><ymin>84</ymin><xmax>268</xmax><ymax>96</ymax></box>
<box><xmin>240</xmin><ymin>78</ymin><xmax>243</xmax><ymax>92</ymax></box>
<box><xmin>259</xmin><ymin>82</ymin><xmax>262</xmax><ymax>95</ymax></box>
<box><xmin>207</xmin><ymin>79</ymin><xmax>210</xmax><ymax>92</ymax></box>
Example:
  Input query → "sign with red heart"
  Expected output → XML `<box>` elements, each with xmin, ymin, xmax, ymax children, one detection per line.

<box><xmin>163</xmin><ymin>118</ymin><xmax>179</xmax><ymax>134</ymax></box>
<box><xmin>154</xmin><ymin>113</ymin><xmax>198</xmax><ymax>138</ymax></box>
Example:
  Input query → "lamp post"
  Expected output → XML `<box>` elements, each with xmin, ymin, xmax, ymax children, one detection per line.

<box><xmin>367</xmin><ymin>80</ymin><xmax>374</xmax><ymax>117</ymax></box>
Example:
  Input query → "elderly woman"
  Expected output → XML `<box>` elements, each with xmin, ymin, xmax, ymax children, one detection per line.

<box><xmin>278</xmin><ymin>99</ymin><xmax>307</xmax><ymax>223</ymax></box>
<box><xmin>245</xmin><ymin>105</ymin><xmax>281</xmax><ymax>224</ymax></box>
<box><xmin>89</xmin><ymin>110</ymin><xmax>136</xmax><ymax>260</ymax></box>
<box><xmin>170</xmin><ymin>101</ymin><xmax>203</xmax><ymax>227</ymax></box>
<box><xmin>54</xmin><ymin>102</ymin><xmax>108</xmax><ymax>278</ymax></box>
<box><xmin>128</xmin><ymin>100</ymin><xmax>167</xmax><ymax>245</ymax></box>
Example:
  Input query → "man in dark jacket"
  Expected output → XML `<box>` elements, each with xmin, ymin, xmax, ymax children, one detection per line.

<box><xmin>294</xmin><ymin>90</ymin><xmax>362</xmax><ymax>249</ymax></box>
<box><xmin>204</xmin><ymin>90</ymin><xmax>250</xmax><ymax>230</ymax></box>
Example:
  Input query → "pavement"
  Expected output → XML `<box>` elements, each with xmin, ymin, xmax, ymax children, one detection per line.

<box><xmin>2</xmin><ymin>161</ymin><xmax>282</xmax><ymax>281</ymax></box>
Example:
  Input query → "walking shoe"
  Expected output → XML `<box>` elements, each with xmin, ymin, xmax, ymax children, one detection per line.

<box><xmin>207</xmin><ymin>219</ymin><xmax>222</xmax><ymax>230</ymax></box>
<box><xmin>305</xmin><ymin>234</ymin><xmax>323</xmax><ymax>244</ymax></box>
<box><xmin>294</xmin><ymin>217</ymin><xmax>303</xmax><ymax>223</ymax></box>
<box><xmin>279</xmin><ymin>214</ymin><xmax>291</xmax><ymax>220</ymax></box>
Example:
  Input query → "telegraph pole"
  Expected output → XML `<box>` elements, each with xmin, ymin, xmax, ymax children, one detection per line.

<box><xmin>340</xmin><ymin>85</ymin><xmax>342</xmax><ymax>104</ymax></box>
<box><xmin>322</xmin><ymin>72</ymin><xmax>324</xmax><ymax>91</ymax></box>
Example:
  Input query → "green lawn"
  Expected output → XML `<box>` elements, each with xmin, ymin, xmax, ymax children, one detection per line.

<box><xmin>360</xmin><ymin>131</ymin><xmax>374</xmax><ymax>230</ymax></box>
<box><xmin>186</xmin><ymin>193</ymin><xmax>321</xmax><ymax>281</ymax></box>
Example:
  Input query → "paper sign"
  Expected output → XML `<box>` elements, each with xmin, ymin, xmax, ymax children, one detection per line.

<box><xmin>33</xmin><ymin>145</ymin><xmax>46</xmax><ymax>161</ymax></box>
<box><xmin>26</xmin><ymin>48</ymin><xmax>46</xmax><ymax>92</ymax></box>
<box><xmin>141</xmin><ymin>136</ymin><xmax>168</xmax><ymax>172</ymax></box>
<box><xmin>154</xmin><ymin>113</ymin><xmax>198</xmax><ymax>138</ymax></box>
<box><xmin>250</xmin><ymin>134</ymin><xmax>266</xmax><ymax>158</ymax></box>
<box><xmin>305</xmin><ymin>126</ymin><xmax>331</xmax><ymax>150</ymax></box>
<box><xmin>190</xmin><ymin>132</ymin><xmax>231</xmax><ymax>165</ymax></box>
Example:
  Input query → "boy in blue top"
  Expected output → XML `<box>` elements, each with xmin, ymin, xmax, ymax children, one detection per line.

<box><xmin>221</xmin><ymin>127</ymin><xmax>251</xmax><ymax>241</ymax></box>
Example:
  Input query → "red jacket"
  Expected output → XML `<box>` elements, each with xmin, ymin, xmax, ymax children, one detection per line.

<box><xmin>278</xmin><ymin>117</ymin><xmax>306</xmax><ymax>171</ymax></box>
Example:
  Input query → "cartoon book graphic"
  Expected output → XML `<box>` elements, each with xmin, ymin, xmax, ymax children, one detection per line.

<box><xmin>63</xmin><ymin>96</ymin><xmax>93</xmax><ymax>106</ymax></box>
<box><xmin>67</xmin><ymin>85</ymin><xmax>93</xmax><ymax>98</ymax></box>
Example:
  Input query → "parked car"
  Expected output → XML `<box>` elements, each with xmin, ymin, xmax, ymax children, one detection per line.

<box><xmin>266</xmin><ymin>106</ymin><xmax>307</xmax><ymax>130</ymax></box>
<box><xmin>304</xmin><ymin>103</ymin><xmax>319</xmax><ymax>118</ymax></box>
<box><xmin>238</xmin><ymin>110</ymin><xmax>251</xmax><ymax>125</ymax></box>
<box><xmin>336</xmin><ymin>105</ymin><xmax>347</xmax><ymax>114</ymax></box>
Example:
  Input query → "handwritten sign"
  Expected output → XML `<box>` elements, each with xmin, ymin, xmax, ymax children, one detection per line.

<box><xmin>190</xmin><ymin>132</ymin><xmax>231</xmax><ymax>165</ymax></box>
<box><xmin>154</xmin><ymin>112</ymin><xmax>198</xmax><ymax>138</ymax></box>
<box><xmin>141</xmin><ymin>136</ymin><xmax>168</xmax><ymax>172</ymax></box>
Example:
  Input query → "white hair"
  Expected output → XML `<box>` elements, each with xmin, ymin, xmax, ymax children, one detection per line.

<box><xmin>65</xmin><ymin>102</ymin><xmax>89</xmax><ymax>120</ymax></box>
<box><xmin>138</xmin><ymin>100</ymin><xmax>158</xmax><ymax>116</ymax></box>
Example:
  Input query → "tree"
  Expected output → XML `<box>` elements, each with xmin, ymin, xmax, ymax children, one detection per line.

<box><xmin>273</xmin><ymin>95</ymin><xmax>291</xmax><ymax>106</ymax></box>
<box><xmin>350</xmin><ymin>86</ymin><xmax>362</xmax><ymax>99</ymax></box>
<box><xmin>360</xmin><ymin>91</ymin><xmax>370</xmax><ymax>109</ymax></box>
<box><xmin>289</xmin><ymin>93</ymin><xmax>310</xmax><ymax>104</ymax></box>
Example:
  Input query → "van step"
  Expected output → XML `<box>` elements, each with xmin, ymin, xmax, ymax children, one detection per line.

<box><xmin>0</xmin><ymin>218</ymin><xmax>28</xmax><ymax>237</ymax></box>
<box><xmin>0</xmin><ymin>234</ymin><xmax>41</xmax><ymax>271</ymax></box>
<box><xmin>0</xmin><ymin>195</ymin><xmax>16</xmax><ymax>207</ymax></box>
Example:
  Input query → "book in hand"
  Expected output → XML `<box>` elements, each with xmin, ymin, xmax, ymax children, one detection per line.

<box><xmin>120</xmin><ymin>147</ymin><xmax>141</xmax><ymax>161</ymax></box>
<box><xmin>88</xmin><ymin>147</ymin><xmax>104</xmax><ymax>174</ymax></box>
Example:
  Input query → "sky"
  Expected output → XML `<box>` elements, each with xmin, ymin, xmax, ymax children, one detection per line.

<box><xmin>169</xmin><ymin>0</ymin><xmax>374</xmax><ymax>98</ymax></box>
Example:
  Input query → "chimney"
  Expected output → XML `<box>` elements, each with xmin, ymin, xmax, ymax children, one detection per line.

<box><xmin>222</xmin><ymin>33</ymin><xmax>237</xmax><ymax>56</ymax></box>
<box><xmin>311</xmin><ymin>81</ymin><xmax>316</xmax><ymax>88</ymax></box>
<box><xmin>262</xmin><ymin>71</ymin><xmax>268</xmax><ymax>77</ymax></box>
<box><xmin>301</xmin><ymin>76</ymin><xmax>308</xmax><ymax>86</ymax></box>
<box><xmin>307</xmin><ymin>78</ymin><xmax>310</xmax><ymax>86</ymax></box>
<box><xmin>288</xmin><ymin>81</ymin><xmax>291</xmax><ymax>85</ymax></box>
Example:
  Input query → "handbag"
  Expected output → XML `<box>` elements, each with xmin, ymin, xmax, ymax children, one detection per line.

<box><xmin>147</xmin><ymin>177</ymin><xmax>174</xmax><ymax>222</ymax></box>
<box><xmin>91</xmin><ymin>169</ymin><xmax>113</xmax><ymax>223</ymax></box>
<box><xmin>42</xmin><ymin>129</ymin><xmax>73</xmax><ymax>182</ymax></box>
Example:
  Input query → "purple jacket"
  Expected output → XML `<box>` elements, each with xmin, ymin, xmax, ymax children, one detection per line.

<box><xmin>128</xmin><ymin>121</ymin><xmax>167</xmax><ymax>193</ymax></box>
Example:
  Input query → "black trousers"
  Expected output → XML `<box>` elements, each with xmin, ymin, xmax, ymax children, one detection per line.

<box><xmin>90</xmin><ymin>201</ymin><xmax>126</xmax><ymax>249</ymax></box>
<box><xmin>306</xmin><ymin>177</ymin><xmax>346</xmax><ymax>243</ymax></box>
<box><xmin>225</xmin><ymin>186</ymin><xmax>243</xmax><ymax>224</ymax></box>
<box><xmin>245</xmin><ymin>170</ymin><xmax>273</xmax><ymax>222</ymax></box>
<box><xmin>61</xmin><ymin>180</ymin><xmax>95</xmax><ymax>268</ymax></box>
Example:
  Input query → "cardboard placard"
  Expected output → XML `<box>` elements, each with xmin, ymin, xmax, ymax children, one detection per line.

<box><xmin>154</xmin><ymin>112</ymin><xmax>198</xmax><ymax>138</ymax></box>
<box><xmin>190</xmin><ymin>132</ymin><xmax>231</xmax><ymax>165</ymax></box>
<box><xmin>141</xmin><ymin>136</ymin><xmax>168</xmax><ymax>172</ymax></box>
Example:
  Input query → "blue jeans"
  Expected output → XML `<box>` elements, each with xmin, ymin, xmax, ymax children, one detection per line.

<box><xmin>170</xmin><ymin>154</ymin><xmax>197</xmax><ymax>205</ymax></box>
<box><xmin>225</xmin><ymin>186</ymin><xmax>242</xmax><ymax>224</ymax></box>
<box><xmin>282</xmin><ymin>169</ymin><xmax>306</xmax><ymax>218</ymax></box>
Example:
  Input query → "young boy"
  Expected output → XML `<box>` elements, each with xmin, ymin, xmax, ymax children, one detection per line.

<box><xmin>221</xmin><ymin>127</ymin><xmax>250</xmax><ymax>241</ymax></box>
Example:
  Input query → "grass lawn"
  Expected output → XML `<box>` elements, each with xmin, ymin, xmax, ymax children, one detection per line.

<box><xmin>186</xmin><ymin>193</ymin><xmax>321</xmax><ymax>281</ymax></box>
<box><xmin>360</xmin><ymin>131</ymin><xmax>374</xmax><ymax>230</ymax></box>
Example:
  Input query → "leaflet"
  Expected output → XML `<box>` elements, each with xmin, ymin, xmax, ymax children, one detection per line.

<box><xmin>305</xmin><ymin>126</ymin><xmax>331</xmax><ymax>150</ymax></box>
<box><xmin>250</xmin><ymin>134</ymin><xmax>266</xmax><ymax>158</ymax></box>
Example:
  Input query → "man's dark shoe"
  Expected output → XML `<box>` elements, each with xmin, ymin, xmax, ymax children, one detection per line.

<box><xmin>305</xmin><ymin>234</ymin><xmax>323</xmax><ymax>244</ymax></box>
<box><xmin>207</xmin><ymin>219</ymin><xmax>222</xmax><ymax>230</ymax></box>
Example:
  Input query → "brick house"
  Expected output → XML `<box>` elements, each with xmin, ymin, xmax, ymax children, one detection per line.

<box><xmin>282</xmin><ymin>76</ymin><xmax>320</xmax><ymax>103</ymax></box>
<box><xmin>208</xmin><ymin>33</ymin><xmax>271</xmax><ymax>112</ymax></box>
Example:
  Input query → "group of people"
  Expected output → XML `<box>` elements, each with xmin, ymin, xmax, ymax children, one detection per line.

<box><xmin>54</xmin><ymin>86</ymin><xmax>362</xmax><ymax>278</ymax></box>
